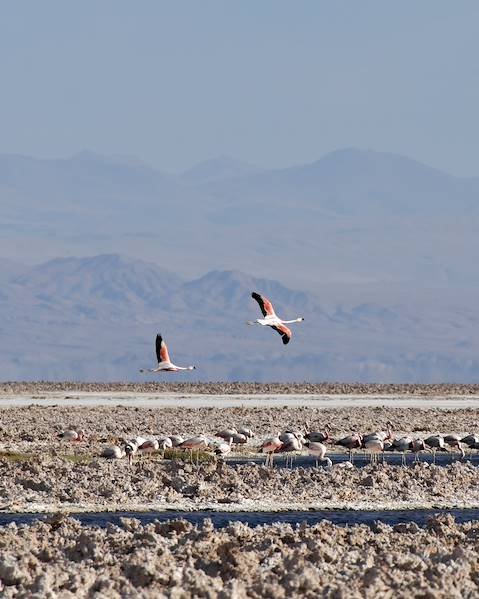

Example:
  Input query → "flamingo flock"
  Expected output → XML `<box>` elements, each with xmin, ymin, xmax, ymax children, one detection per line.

<box><xmin>91</xmin><ymin>421</ymin><xmax>479</xmax><ymax>468</ymax></box>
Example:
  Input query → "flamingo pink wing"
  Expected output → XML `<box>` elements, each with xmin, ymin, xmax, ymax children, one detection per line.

<box><xmin>270</xmin><ymin>323</ymin><xmax>292</xmax><ymax>345</ymax></box>
<box><xmin>251</xmin><ymin>292</ymin><xmax>276</xmax><ymax>317</ymax></box>
<box><xmin>156</xmin><ymin>334</ymin><xmax>171</xmax><ymax>363</ymax></box>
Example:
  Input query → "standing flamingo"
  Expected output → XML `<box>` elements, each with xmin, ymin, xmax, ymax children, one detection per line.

<box><xmin>392</xmin><ymin>437</ymin><xmax>413</xmax><ymax>466</ymax></box>
<box><xmin>124</xmin><ymin>439</ymin><xmax>139</xmax><ymax>465</ymax></box>
<box><xmin>410</xmin><ymin>438</ymin><xmax>428</xmax><ymax>462</ymax></box>
<box><xmin>278</xmin><ymin>432</ymin><xmax>303</xmax><ymax>467</ymax></box>
<box><xmin>180</xmin><ymin>435</ymin><xmax>209</xmax><ymax>464</ymax></box>
<box><xmin>214</xmin><ymin>437</ymin><xmax>233</xmax><ymax>458</ymax></box>
<box><xmin>304</xmin><ymin>441</ymin><xmax>331</xmax><ymax>468</ymax></box>
<box><xmin>247</xmin><ymin>292</ymin><xmax>304</xmax><ymax>345</ymax></box>
<box><xmin>364</xmin><ymin>438</ymin><xmax>384</xmax><ymax>464</ymax></box>
<box><xmin>261</xmin><ymin>436</ymin><xmax>283</xmax><ymax>467</ymax></box>
<box><xmin>237</xmin><ymin>427</ymin><xmax>255</xmax><ymax>439</ymax></box>
<box><xmin>140</xmin><ymin>334</ymin><xmax>196</xmax><ymax>373</ymax></box>
<box><xmin>362</xmin><ymin>421</ymin><xmax>393</xmax><ymax>445</ymax></box>
<box><xmin>334</xmin><ymin>432</ymin><xmax>362</xmax><ymax>463</ymax></box>
<box><xmin>424</xmin><ymin>435</ymin><xmax>448</xmax><ymax>464</ymax></box>
<box><xmin>216</xmin><ymin>428</ymin><xmax>238</xmax><ymax>441</ymax></box>
<box><xmin>305</xmin><ymin>424</ymin><xmax>332</xmax><ymax>443</ymax></box>
<box><xmin>168</xmin><ymin>435</ymin><xmax>185</xmax><ymax>448</ymax></box>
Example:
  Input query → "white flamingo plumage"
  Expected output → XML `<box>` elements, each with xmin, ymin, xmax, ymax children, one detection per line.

<box><xmin>247</xmin><ymin>292</ymin><xmax>304</xmax><ymax>345</ymax></box>
<box><xmin>214</xmin><ymin>437</ymin><xmax>233</xmax><ymax>457</ymax></box>
<box><xmin>58</xmin><ymin>429</ymin><xmax>85</xmax><ymax>442</ymax></box>
<box><xmin>140</xmin><ymin>334</ymin><xmax>196</xmax><ymax>373</ymax></box>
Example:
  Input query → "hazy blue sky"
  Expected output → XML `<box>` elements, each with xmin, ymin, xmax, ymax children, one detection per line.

<box><xmin>1</xmin><ymin>1</ymin><xmax>479</xmax><ymax>175</ymax></box>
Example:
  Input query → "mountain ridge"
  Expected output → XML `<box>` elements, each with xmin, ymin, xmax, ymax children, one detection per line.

<box><xmin>1</xmin><ymin>253</ymin><xmax>478</xmax><ymax>382</ymax></box>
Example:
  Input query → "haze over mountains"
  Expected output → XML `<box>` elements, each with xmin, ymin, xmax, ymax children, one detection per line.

<box><xmin>1</xmin><ymin>148</ymin><xmax>478</xmax><ymax>381</ymax></box>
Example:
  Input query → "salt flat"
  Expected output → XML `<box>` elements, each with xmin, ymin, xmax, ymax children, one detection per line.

<box><xmin>2</xmin><ymin>391</ymin><xmax>479</xmax><ymax>409</ymax></box>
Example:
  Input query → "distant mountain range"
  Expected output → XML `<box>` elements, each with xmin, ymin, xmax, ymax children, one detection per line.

<box><xmin>0</xmin><ymin>254</ymin><xmax>478</xmax><ymax>382</ymax></box>
<box><xmin>2</xmin><ymin>147</ymin><xmax>479</xmax><ymax>292</ymax></box>
<box><xmin>1</xmin><ymin>147</ymin><xmax>478</xmax><ymax>381</ymax></box>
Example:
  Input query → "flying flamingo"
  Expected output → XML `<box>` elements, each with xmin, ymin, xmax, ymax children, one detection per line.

<box><xmin>140</xmin><ymin>334</ymin><xmax>196</xmax><ymax>373</ymax></box>
<box><xmin>247</xmin><ymin>292</ymin><xmax>304</xmax><ymax>345</ymax></box>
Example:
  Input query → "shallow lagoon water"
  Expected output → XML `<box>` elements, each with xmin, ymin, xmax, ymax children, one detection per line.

<box><xmin>229</xmin><ymin>453</ymin><xmax>479</xmax><ymax>468</ymax></box>
<box><xmin>2</xmin><ymin>508</ymin><xmax>479</xmax><ymax>529</ymax></box>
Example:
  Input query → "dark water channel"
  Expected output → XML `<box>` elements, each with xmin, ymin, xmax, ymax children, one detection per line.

<box><xmin>228</xmin><ymin>452</ymin><xmax>479</xmax><ymax>468</ymax></box>
<box><xmin>1</xmin><ymin>509</ymin><xmax>479</xmax><ymax>529</ymax></box>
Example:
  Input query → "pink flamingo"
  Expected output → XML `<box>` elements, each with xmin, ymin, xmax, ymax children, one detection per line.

<box><xmin>247</xmin><ymin>292</ymin><xmax>304</xmax><ymax>345</ymax></box>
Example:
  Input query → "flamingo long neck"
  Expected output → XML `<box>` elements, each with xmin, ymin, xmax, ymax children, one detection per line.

<box><xmin>282</xmin><ymin>318</ymin><xmax>303</xmax><ymax>324</ymax></box>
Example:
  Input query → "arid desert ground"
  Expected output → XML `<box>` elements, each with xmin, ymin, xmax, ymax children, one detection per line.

<box><xmin>1</xmin><ymin>383</ymin><xmax>479</xmax><ymax>597</ymax></box>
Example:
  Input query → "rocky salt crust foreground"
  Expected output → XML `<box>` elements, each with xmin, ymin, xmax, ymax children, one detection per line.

<box><xmin>0</xmin><ymin>404</ymin><xmax>478</xmax><ymax>511</ymax></box>
<box><xmin>0</xmin><ymin>514</ymin><xmax>478</xmax><ymax>598</ymax></box>
<box><xmin>0</xmin><ymin>402</ymin><xmax>478</xmax><ymax>597</ymax></box>
<box><xmin>1</xmin><ymin>456</ymin><xmax>479</xmax><ymax>513</ymax></box>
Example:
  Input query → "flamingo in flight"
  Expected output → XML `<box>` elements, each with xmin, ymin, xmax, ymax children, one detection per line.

<box><xmin>140</xmin><ymin>334</ymin><xmax>196</xmax><ymax>374</ymax></box>
<box><xmin>247</xmin><ymin>292</ymin><xmax>304</xmax><ymax>345</ymax></box>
